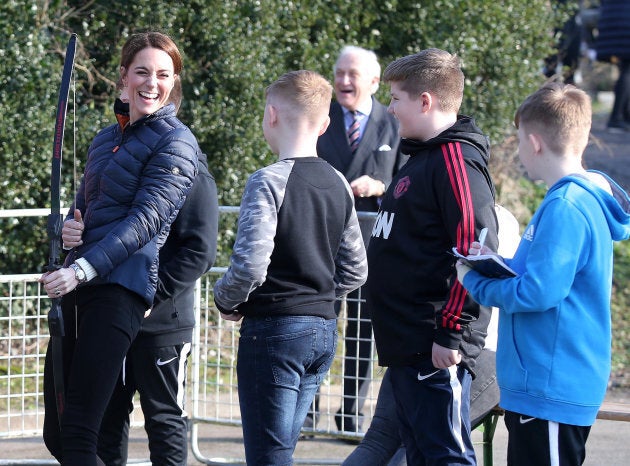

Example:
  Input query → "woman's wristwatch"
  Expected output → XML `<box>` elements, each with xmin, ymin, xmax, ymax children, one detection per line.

<box><xmin>69</xmin><ymin>263</ymin><xmax>87</xmax><ymax>283</ymax></box>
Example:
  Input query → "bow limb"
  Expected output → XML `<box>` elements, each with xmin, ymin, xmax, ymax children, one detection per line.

<box><xmin>46</xmin><ymin>33</ymin><xmax>77</xmax><ymax>426</ymax></box>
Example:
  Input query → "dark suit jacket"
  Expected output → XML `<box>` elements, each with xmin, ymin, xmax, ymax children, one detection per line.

<box><xmin>316</xmin><ymin>98</ymin><xmax>406</xmax><ymax>215</ymax></box>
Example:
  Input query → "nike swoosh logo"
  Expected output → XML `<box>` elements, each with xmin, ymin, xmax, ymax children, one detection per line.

<box><xmin>519</xmin><ymin>416</ymin><xmax>536</xmax><ymax>424</ymax></box>
<box><xmin>156</xmin><ymin>356</ymin><xmax>177</xmax><ymax>366</ymax></box>
<box><xmin>417</xmin><ymin>370</ymin><xmax>439</xmax><ymax>381</ymax></box>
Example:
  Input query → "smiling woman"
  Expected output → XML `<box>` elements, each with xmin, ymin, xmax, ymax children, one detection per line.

<box><xmin>122</xmin><ymin>47</ymin><xmax>177</xmax><ymax>124</ymax></box>
<box><xmin>118</xmin><ymin>32</ymin><xmax>182</xmax><ymax>124</ymax></box>
<box><xmin>38</xmin><ymin>31</ymin><xmax>200</xmax><ymax>466</ymax></box>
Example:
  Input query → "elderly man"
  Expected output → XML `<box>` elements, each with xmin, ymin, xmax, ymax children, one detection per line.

<box><xmin>309</xmin><ymin>45</ymin><xmax>405</xmax><ymax>436</ymax></box>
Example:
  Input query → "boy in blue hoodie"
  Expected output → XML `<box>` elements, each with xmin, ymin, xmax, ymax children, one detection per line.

<box><xmin>456</xmin><ymin>82</ymin><xmax>630</xmax><ymax>466</ymax></box>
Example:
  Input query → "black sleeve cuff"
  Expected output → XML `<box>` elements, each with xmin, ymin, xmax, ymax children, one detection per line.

<box><xmin>214</xmin><ymin>298</ymin><xmax>236</xmax><ymax>316</ymax></box>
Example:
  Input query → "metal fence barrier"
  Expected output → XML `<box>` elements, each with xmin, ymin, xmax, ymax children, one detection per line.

<box><xmin>189</xmin><ymin>271</ymin><xmax>381</xmax><ymax>465</ymax></box>
<box><xmin>0</xmin><ymin>272</ymin><xmax>381</xmax><ymax>465</ymax></box>
<box><xmin>0</xmin><ymin>273</ymin><xmax>47</xmax><ymax>440</ymax></box>
<box><xmin>0</xmin><ymin>208</ymin><xmax>382</xmax><ymax>465</ymax></box>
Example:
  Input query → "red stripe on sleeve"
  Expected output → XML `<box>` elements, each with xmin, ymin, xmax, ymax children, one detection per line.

<box><xmin>440</xmin><ymin>142</ymin><xmax>476</xmax><ymax>331</ymax></box>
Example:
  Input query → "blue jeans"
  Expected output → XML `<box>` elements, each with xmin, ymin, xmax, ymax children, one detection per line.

<box><xmin>342</xmin><ymin>368</ymin><xmax>407</xmax><ymax>466</ymax></box>
<box><xmin>237</xmin><ymin>315</ymin><xmax>338</xmax><ymax>466</ymax></box>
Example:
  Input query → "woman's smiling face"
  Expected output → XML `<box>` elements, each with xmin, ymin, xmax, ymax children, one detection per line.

<box><xmin>121</xmin><ymin>47</ymin><xmax>176</xmax><ymax>124</ymax></box>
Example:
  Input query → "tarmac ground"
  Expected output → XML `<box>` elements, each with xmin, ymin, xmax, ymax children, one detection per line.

<box><xmin>1</xmin><ymin>387</ymin><xmax>629</xmax><ymax>465</ymax></box>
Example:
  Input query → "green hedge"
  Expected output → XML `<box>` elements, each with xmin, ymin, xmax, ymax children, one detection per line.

<box><xmin>1</xmin><ymin>0</ymin><xmax>570</xmax><ymax>272</ymax></box>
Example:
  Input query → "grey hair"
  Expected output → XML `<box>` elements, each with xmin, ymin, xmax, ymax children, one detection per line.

<box><xmin>334</xmin><ymin>45</ymin><xmax>381</xmax><ymax>79</ymax></box>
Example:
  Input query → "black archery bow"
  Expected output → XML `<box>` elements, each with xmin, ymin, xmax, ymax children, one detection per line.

<box><xmin>46</xmin><ymin>32</ymin><xmax>77</xmax><ymax>427</ymax></box>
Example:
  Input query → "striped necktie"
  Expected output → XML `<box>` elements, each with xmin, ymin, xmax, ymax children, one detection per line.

<box><xmin>347</xmin><ymin>111</ymin><xmax>361</xmax><ymax>154</ymax></box>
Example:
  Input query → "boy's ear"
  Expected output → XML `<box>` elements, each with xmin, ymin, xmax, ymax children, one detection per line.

<box><xmin>267</xmin><ymin>104</ymin><xmax>278</xmax><ymax>126</ymax></box>
<box><xmin>420</xmin><ymin>91</ymin><xmax>432</xmax><ymax>112</ymax></box>
<box><xmin>318</xmin><ymin>115</ymin><xmax>331</xmax><ymax>137</ymax></box>
<box><xmin>529</xmin><ymin>132</ymin><xmax>543</xmax><ymax>154</ymax></box>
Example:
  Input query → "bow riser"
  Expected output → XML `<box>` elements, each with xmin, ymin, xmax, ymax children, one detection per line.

<box><xmin>47</xmin><ymin>33</ymin><xmax>78</xmax><ymax>425</ymax></box>
<box><xmin>47</xmin><ymin>34</ymin><xmax>77</xmax><ymax>279</ymax></box>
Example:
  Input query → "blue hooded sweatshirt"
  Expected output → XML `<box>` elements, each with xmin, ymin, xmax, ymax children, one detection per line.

<box><xmin>462</xmin><ymin>171</ymin><xmax>630</xmax><ymax>426</ymax></box>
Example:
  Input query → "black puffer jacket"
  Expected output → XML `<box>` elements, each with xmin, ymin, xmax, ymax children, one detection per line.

<box><xmin>66</xmin><ymin>104</ymin><xmax>199</xmax><ymax>306</ymax></box>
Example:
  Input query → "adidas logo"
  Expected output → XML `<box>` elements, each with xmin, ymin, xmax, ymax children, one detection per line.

<box><xmin>523</xmin><ymin>224</ymin><xmax>535</xmax><ymax>241</ymax></box>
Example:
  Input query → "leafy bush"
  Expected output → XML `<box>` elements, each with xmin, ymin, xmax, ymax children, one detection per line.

<box><xmin>1</xmin><ymin>0</ymin><xmax>565</xmax><ymax>271</ymax></box>
<box><xmin>2</xmin><ymin>0</ymin><xmax>628</xmax><ymax>386</ymax></box>
<box><xmin>612</xmin><ymin>242</ymin><xmax>630</xmax><ymax>385</ymax></box>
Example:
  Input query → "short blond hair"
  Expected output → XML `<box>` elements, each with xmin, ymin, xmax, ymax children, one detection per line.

<box><xmin>515</xmin><ymin>82</ymin><xmax>591</xmax><ymax>155</ymax></box>
<box><xmin>265</xmin><ymin>70</ymin><xmax>332</xmax><ymax>127</ymax></box>
<box><xmin>383</xmin><ymin>48</ymin><xmax>464</xmax><ymax>113</ymax></box>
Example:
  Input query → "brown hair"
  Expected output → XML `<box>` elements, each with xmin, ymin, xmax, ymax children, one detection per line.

<box><xmin>383</xmin><ymin>49</ymin><xmax>464</xmax><ymax>113</ymax></box>
<box><xmin>514</xmin><ymin>82</ymin><xmax>591</xmax><ymax>155</ymax></box>
<box><xmin>118</xmin><ymin>32</ymin><xmax>182</xmax><ymax>89</ymax></box>
<box><xmin>169</xmin><ymin>78</ymin><xmax>182</xmax><ymax>113</ymax></box>
<box><xmin>265</xmin><ymin>70</ymin><xmax>332</xmax><ymax>126</ymax></box>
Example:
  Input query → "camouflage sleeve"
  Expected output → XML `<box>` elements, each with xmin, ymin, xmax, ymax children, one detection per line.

<box><xmin>333</xmin><ymin>171</ymin><xmax>368</xmax><ymax>297</ymax></box>
<box><xmin>213</xmin><ymin>161</ymin><xmax>291</xmax><ymax>312</ymax></box>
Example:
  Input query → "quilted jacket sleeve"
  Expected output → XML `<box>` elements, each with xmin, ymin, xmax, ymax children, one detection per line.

<box><xmin>82</xmin><ymin>125</ymin><xmax>198</xmax><ymax>276</ymax></box>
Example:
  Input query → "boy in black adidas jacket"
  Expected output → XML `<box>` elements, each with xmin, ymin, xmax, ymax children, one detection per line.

<box><xmin>367</xmin><ymin>49</ymin><xmax>498</xmax><ymax>465</ymax></box>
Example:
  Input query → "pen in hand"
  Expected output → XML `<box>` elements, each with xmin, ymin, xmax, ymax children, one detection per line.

<box><xmin>477</xmin><ymin>227</ymin><xmax>488</xmax><ymax>256</ymax></box>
